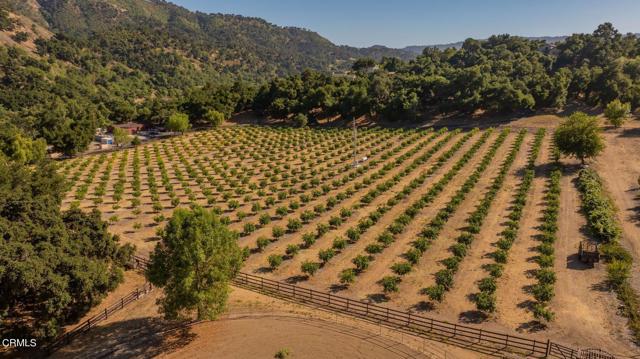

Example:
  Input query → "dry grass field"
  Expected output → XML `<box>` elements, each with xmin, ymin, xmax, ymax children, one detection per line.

<box><xmin>57</xmin><ymin>117</ymin><xmax>640</xmax><ymax>357</ymax></box>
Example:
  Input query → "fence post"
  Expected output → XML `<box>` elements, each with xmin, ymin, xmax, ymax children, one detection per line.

<box><xmin>104</xmin><ymin>308</ymin><xmax>107</xmax><ymax>319</ymax></box>
<box><xmin>293</xmin><ymin>285</ymin><xmax>296</xmax><ymax>299</ymax></box>
<box><xmin>407</xmin><ymin>312</ymin><xmax>411</xmax><ymax>326</ymax></box>
<box><xmin>121</xmin><ymin>297</ymin><xmax>124</xmax><ymax>309</ymax></box>
<box><xmin>453</xmin><ymin>324</ymin><xmax>457</xmax><ymax>336</ymax></box>
<box><xmin>478</xmin><ymin>329</ymin><xmax>482</xmax><ymax>343</ymax></box>
<box><xmin>386</xmin><ymin>307</ymin><xmax>389</xmax><ymax>321</ymax></box>
<box><xmin>505</xmin><ymin>334</ymin><xmax>509</xmax><ymax>348</ymax></box>
<box><xmin>136</xmin><ymin>288</ymin><xmax>139</xmax><ymax>299</ymax></box>
<box><xmin>544</xmin><ymin>339</ymin><xmax>551</xmax><ymax>358</ymax></box>
<box><xmin>261</xmin><ymin>277</ymin><xmax>264</xmax><ymax>290</ymax></box>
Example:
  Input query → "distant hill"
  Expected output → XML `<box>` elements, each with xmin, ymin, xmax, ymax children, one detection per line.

<box><xmin>0</xmin><ymin>0</ymin><xmax>414</xmax><ymax>77</ymax></box>
<box><xmin>402</xmin><ymin>36</ymin><xmax>568</xmax><ymax>54</ymax></box>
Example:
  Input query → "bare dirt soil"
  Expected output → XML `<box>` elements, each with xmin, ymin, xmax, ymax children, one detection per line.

<box><xmin>52</xmin><ymin>282</ymin><xmax>479</xmax><ymax>359</ymax></box>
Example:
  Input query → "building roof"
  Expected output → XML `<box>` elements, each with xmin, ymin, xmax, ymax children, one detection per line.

<box><xmin>113</xmin><ymin>122</ymin><xmax>144</xmax><ymax>129</ymax></box>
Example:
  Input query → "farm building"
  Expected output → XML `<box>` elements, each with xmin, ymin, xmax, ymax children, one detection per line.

<box><xmin>110</xmin><ymin>122</ymin><xmax>144</xmax><ymax>135</ymax></box>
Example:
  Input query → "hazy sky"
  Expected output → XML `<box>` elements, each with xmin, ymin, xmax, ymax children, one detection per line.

<box><xmin>171</xmin><ymin>0</ymin><xmax>640</xmax><ymax>48</ymax></box>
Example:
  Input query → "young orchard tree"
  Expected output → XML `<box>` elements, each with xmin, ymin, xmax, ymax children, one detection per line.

<box><xmin>604</xmin><ymin>99</ymin><xmax>631</xmax><ymax>128</ymax></box>
<box><xmin>146</xmin><ymin>206</ymin><xmax>244</xmax><ymax>320</ymax></box>
<box><xmin>553</xmin><ymin>112</ymin><xmax>605</xmax><ymax>164</ymax></box>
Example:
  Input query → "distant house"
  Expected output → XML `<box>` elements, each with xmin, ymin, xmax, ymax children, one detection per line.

<box><xmin>110</xmin><ymin>122</ymin><xmax>144</xmax><ymax>135</ymax></box>
<box><xmin>97</xmin><ymin>135</ymin><xmax>114</xmax><ymax>145</ymax></box>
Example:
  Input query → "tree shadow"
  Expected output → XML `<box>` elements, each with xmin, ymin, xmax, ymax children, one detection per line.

<box><xmin>329</xmin><ymin>284</ymin><xmax>348</xmax><ymax>293</ymax></box>
<box><xmin>516</xmin><ymin>320</ymin><xmax>547</xmax><ymax>333</ymax></box>
<box><xmin>50</xmin><ymin>317</ymin><xmax>196</xmax><ymax>359</ymax></box>
<box><xmin>618</xmin><ymin>127</ymin><xmax>640</xmax><ymax>138</ymax></box>
<box><xmin>365</xmin><ymin>293</ymin><xmax>389</xmax><ymax>304</ymax></box>
<box><xmin>458</xmin><ymin>310</ymin><xmax>488</xmax><ymax>324</ymax></box>
<box><xmin>284</xmin><ymin>275</ymin><xmax>308</xmax><ymax>284</ymax></box>
<box><xmin>410</xmin><ymin>301</ymin><xmax>435</xmax><ymax>312</ymax></box>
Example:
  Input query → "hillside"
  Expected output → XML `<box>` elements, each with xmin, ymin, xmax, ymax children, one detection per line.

<box><xmin>0</xmin><ymin>0</ymin><xmax>413</xmax><ymax>76</ymax></box>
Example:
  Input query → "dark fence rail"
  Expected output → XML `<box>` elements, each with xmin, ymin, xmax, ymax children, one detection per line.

<box><xmin>46</xmin><ymin>256</ymin><xmax>618</xmax><ymax>359</ymax></box>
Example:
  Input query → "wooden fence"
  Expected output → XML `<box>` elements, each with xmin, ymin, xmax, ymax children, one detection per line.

<box><xmin>45</xmin><ymin>256</ymin><xmax>618</xmax><ymax>359</ymax></box>
<box><xmin>231</xmin><ymin>271</ymin><xmax>618</xmax><ymax>359</ymax></box>
<box><xmin>45</xmin><ymin>258</ymin><xmax>153</xmax><ymax>354</ymax></box>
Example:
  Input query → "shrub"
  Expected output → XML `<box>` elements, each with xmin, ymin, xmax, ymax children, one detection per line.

<box><xmin>475</xmin><ymin>291</ymin><xmax>496</xmax><ymax>312</ymax></box>
<box><xmin>243</xmin><ymin>222</ymin><xmax>256</xmax><ymax>235</ymax></box>
<box><xmin>286</xmin><ymin>244</ymin><xmax>300</xmax><ymax>257</ymax></box>
<box><xmin>493</xmin><ymin>249</ymin><xmax>508</xmax><ymax>264</ymax></box>
<box><xmin>536</xmin><ymin>268</ymin><xmax>557</xmax><ymax>285</ymax></box>
<box><xmin>532</xmin><ymin>283</ymin><xmax>555</xmax><ymax>302</ymax></box>
<box><xmin>532</xmin><ymin>303</ymin><xmax>555</xmax><ymax>322</ymax></box>
<box><xmin>302</xmin><ymin>232</ymin><xmax>316</xmax><ymax>247</ymax></box>
<box><xmin>380</xmin><ymin>276</ymin><xmax>401</xmax><ymax>293</ymax></box>
<box><xmin>346</xmin><ymin>227</ymin><xmax>360</xmax><ymax>242</ymax></box>
<box><xmin>352</xmin><ymin>255</ymin><xmax>370</xmax><ymax>272</ymax></box>
<box><xmin>607</xmin><ymin>259</ymin><xmax>631</xmax><ymax>288</ymax></box>
<box><xmin>259</xmin><ymin>213</ymin><xmax>271</xmax><ymax>226</ymax></box>
<box><xmin>435</xmin><ymin>269</ymin><xmax>454</xmax><ymax>289</ymax></box>
<box><xmin>256</xmin><ymin>237</ymin><xmax>271</xmax><ymax>251</ymax></box>
<box><xmin>478</xmin><ymin>277</ymin><xmax>496</xmax><ymax>293</ymax></box>
<box><xmin>405</xmin><ymin>248</ymin><xmax>421</xmax><ymax>265</ymax></box>
<box><xmin>332</xmin><ymin>237</ymin><xmax>347</xmax><ymax>250</ymax></box>
<box><xmin>391</xmin><ymin>262</ymin><xmax>412</xmax><ymax>275</ymax></box>
<box><xmin>301</xmin><ymin>261</ymin><xmax>320</xmax><ymax>276</ymax></box>
<box><xmin>272</xmin><ymin>226</ymin><xmax>285</xmax><ymax>239</ymax></box>
<box><xmin>318</xmin><ymin>248</ymin><xmax>336</xmax><ymax>263</ymax></box>
<box><xmin>268</xmin><ymin>254</ymin><xmax>283</xmax><ymax>269</ymax></box>
<box><xmin>423</xmin><ymin>285</ymin><xmax>445</xmax><ymax>302</ymax></box>
<box><xmin>340</xmin><ymin>268</ymin><xmax>356</xmax><ymax>284</ymax></box>
<box><xmin>316</xmin><ymin>223</ymin><xmax>329</xmax><ymax>237</ymax></box>
<box><xmin>275</xmin><ymin>206</ymin><xmax>288</xmax><ymax>217</ymax></box>
<box><xmin>365</xmin><ymin>243</ymin><xmax>383</xmax><ymax>254</ymax></box>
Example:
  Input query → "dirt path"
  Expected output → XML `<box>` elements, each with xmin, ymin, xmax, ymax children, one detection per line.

<box><xmin>494</xmin><ymin>136</ymin><xmax>551</xmax><ymax>330</ymax></box>
<box><xmin>546</xmin><ymin>160</ymin><xmax>634</xmax><ymax>353</ymax></box>
<box><xmin>385</xmin><ymin>132</ymin><xmax>522</xmax><ymax>311</ymax></box>
<box><xmin>594</xmin><ymin>127</ymin><xmax>640</xmax><ymax>293</ymax></box>
<box><xmin>437</xmin><ymin>133</ymin><xmax>533</xmax><ymax>320</ymax></box>
<box><xmin>52</xmin><ymin>283</ymin><xmax>478</xmax><ymax>359</ymax></box>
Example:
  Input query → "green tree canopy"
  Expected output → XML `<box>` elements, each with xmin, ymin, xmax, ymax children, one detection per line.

<box><xmin>165</xmin><ymin>112</ymin><xmax>191</xmax><ymax>134</ymax></box>
<box><xmin>554</xmin><ymin>112</ymin><xmax>605</xmax><ymax>164</ymax></box>
<box><xmin>112</xmin><ymin>127</ymin><xmax>130</xmax><ymax>147</ymax></box>
<box><xmin>204</xmin><ymin>109</ymin><xmax>225</xmax><ymax>128</ymax></box>
<box><xmin>0</xmin><ymin>160</ymin><xmax>133</xmax><ymax>340</ymax></box>
<box><xmin>292</xmin><ymin>113</ymin><xmax>308</xmax><ymax>127</ymax></box>
<box><xmin>146</xmin><ymin>207</ymin><xmax>244</xmax><ymax>320</ymax></box>
<box><xmin>604</xmin><ymin>99</ymin><xmax>631</xmax><ymax>128</ymax></box>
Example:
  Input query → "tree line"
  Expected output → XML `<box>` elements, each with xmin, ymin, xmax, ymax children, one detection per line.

<box><xmin>255</xmin><ymin>23</ymin><xmax>639</xmax><ymax>124</ymax></box>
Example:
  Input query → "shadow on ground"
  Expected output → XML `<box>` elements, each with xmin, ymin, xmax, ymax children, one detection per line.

<box><xmin>52</xmin><ymin>317</ymin><xmax>196</xmax><ymax>359</ymax></box>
